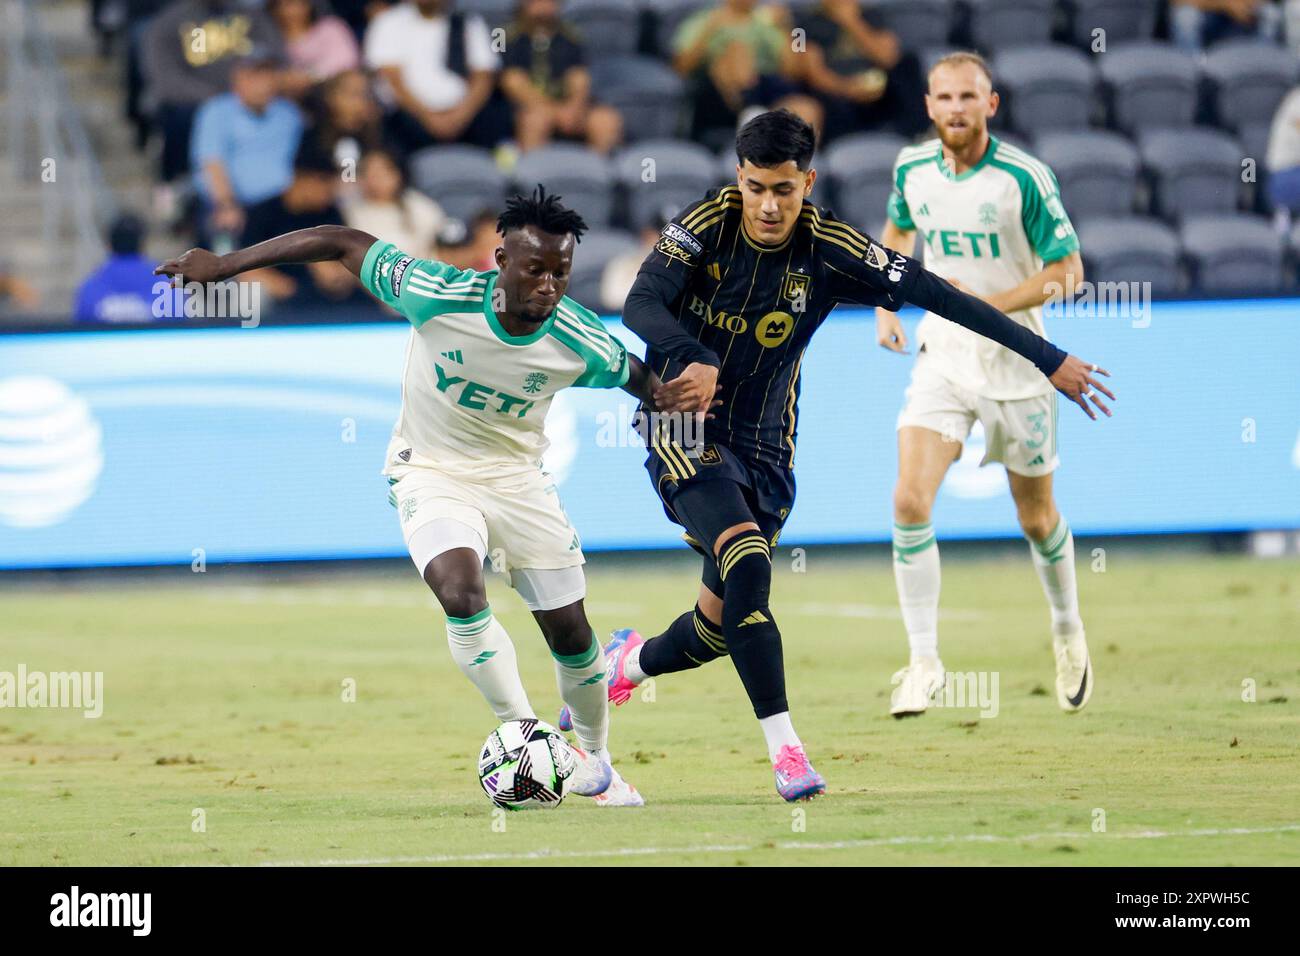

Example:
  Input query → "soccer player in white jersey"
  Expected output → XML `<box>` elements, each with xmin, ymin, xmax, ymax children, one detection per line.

<box><xmin>155</xmin><ymin>186</ymin><xmax>675</xmax><ymax>805</ymax></box>
<box><xmin>874</xmin><ymin>52</ymin><xmax>1114</xmax><ymax>716</ymax></box>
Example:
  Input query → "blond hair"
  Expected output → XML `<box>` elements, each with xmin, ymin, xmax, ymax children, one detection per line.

<box><xmin>928</xmin><ymin>51</ymin><xmax>994</xmax><ymax>89</ymax></box>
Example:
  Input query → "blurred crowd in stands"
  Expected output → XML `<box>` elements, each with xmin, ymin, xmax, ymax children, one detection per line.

<box><xmin>4</xmin><ymin>0</ymin><xmax>1300</xmax><ymax>322</ymax></box>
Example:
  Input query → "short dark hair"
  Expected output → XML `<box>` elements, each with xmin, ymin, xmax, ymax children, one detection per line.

<box><xmin>735</xmin><ymin>109</ymin><xmax>816</xmax><ymax>171</ymax></box>
<box><xmin>497</xmin><ymin>184</ymin><xmax>587</xmax><ymax>243</ymax></box>
<box><xmin>108</xmin><ymin>213</ymin><xmax>144</xmax><ymax>255</ymax></box>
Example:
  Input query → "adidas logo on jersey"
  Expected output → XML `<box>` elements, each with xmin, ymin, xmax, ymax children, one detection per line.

<box><xmin>441</xmin><ymin>349</ymin><xmax>464</xmax><ymax>364</ymax></box>
<box><xmin>1026</xmin><ymin>454</ymin><xmax>1044</xmax><ymax>466</ymax></box>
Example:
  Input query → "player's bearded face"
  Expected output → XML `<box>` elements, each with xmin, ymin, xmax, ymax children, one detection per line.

<box><xmin>498</xmin><ymin>229</ymin><xmax>573</xmax><ymax>324</ymax></box>
<box><xmin>737</xmin><ymin>160</ymin><xmax>814</xmax><ymax>244</ymax></box>
<box><xmin>926</xmin><ymin>64</ymin><xmax>996</xmax><ymax>151</ymax></box>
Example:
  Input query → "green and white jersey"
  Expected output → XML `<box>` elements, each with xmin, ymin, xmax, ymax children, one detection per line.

<box><xmin>887</xmin><ymin>136</ymin><xmax>1079</xmax><ymax>400</ymax></box>
<box><xmin>360</xmin><ymin>240</ymin><xmax>630</xmax><ymax>479</ymax></box>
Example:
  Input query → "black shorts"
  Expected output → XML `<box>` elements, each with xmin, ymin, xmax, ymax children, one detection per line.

<box><xmin>644</xmin><ymin>439</ymin><xmax>796</xmax><ymax>554</ymax></box>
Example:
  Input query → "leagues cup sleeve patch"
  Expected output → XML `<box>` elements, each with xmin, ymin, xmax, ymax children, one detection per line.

<box><xmin>390</xmin><ymin>255</ymin><xmax>414</xmax><ymax>297</ymax></box>
<box><xmin>656</xmin><ymin>223</ymin><xmax>703</xmax><ymax>266</ymax></box>
<box><xmin>662</xmin><ymin>223</ymin><xmax>703</xmax><ymax>256</ymax></box>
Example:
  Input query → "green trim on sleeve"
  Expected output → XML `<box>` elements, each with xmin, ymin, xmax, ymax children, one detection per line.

<box><xmin>988</xmin><ymin>146</ymin><xmax>1080</xmax><ymax>263</ymax></box>
<box><xmin>887</xmin><ymin>140</ymin><xmax>941</xmax><ymax>231</ymax></box>
<box><xmin>551</xmin><ymin>299</ymin><xmax>630</xmax><ymax>389</ymax></box>
<box><xmin>360</xmin><ymin>241</ymin><xmax>489</xmax><ymax>328</ymax></box>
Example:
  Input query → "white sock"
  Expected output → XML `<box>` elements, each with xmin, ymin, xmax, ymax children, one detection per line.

<box><xmin>445</xmin><ymin>607</ymin><xmax>533</xmax><ymax>721</ymax></box>
<box><xmin>623</xmin><ymin>643</ymin><xmax>647</xmax><ymax>684</ymax></box>
<box><xmin>1029</xmin><ymin>517</ymin><xmax>1084</xmax><ymax>642</ymax></box>
<box><xmin>759</xmin><ymin>712</ymin><xmax>802</xmax><ymax>763</ymax></box>
<box><xmin>893</xmin><ymin>522</ymin><xmax>940</xmax><ymax>662</ymax></box>
<box><xmin>554</xmin><ymin>633</ymin><xmax>609</xmax><ymax>754</ymax></box>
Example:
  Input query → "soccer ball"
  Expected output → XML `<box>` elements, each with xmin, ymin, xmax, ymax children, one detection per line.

<box><xmin>477</xmin><ymin>718</ymin><xmax>576</xmax><ymax>810</ymax></box>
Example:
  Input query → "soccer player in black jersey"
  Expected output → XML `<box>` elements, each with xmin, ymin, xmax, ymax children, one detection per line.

<box><xmin>562</xmin><ymin>109</ymin><xmax>1114</xmax><ymax>801</ymax></box>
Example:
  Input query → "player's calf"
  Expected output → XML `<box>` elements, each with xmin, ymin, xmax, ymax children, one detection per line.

<box><xmin>718</xmin><ymin>531</ymin><xmax>787</xmax><ymax>716</ymax></box>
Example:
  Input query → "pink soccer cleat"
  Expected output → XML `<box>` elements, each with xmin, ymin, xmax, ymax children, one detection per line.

<box><xmin>558</xmin><ymin>628</ymin><xmax>644</xmax><ymax>731</ymax></box>
<box><xmin>773</xmin><ymin>744</ymin><xmax>827</xmax><ymax>802</ymax></box>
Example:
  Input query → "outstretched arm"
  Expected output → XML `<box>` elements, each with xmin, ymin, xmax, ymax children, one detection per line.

<box><xmin>154</xmin><ymin>225</ymin><xmax>378</xmax><ymax>284</ymax></box>
<box><xmin>905</xmin><ymin>268</ymin><xmax>1114</xmax><ymax>419</ymax></box>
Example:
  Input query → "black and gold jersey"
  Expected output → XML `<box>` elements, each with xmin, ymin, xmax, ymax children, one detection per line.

<box><xmin>627</xmin><ymin>184</ymin><xmax>922</xmax><ymax>469</ymax></box>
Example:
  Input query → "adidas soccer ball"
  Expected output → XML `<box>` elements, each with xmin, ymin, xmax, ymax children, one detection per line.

<box><xmin>477</xmin><ymin>718</ymin><xmax>576</xmax><ymax>810</ymax></box>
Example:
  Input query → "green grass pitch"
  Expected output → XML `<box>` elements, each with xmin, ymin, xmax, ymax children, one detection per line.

<box><xmin>2</xmin><ymin>550</ymin><xmax>1297</xmax><ymax>866</ymax></box>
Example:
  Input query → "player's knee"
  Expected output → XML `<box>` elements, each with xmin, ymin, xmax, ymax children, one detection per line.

<box><xmin>893</xmin><ymin>484</ymin><xmax>932</xmax><ymax>525</ymax></box>
<box><xmin>697</xmin><ymin>584</ymin><xmax>723</xmax><ymax>626</ymax></box>
<box><xmin>717</xmin><ymin>531</ymin><xmax>773</xmax><ymax>627</ymax></box>
<box><xmin>435</xmin><ymin>586</ymin><xmax>487</xmax><ymax>621</ymax></box>
<box><xmin>535</xmin><ymin>606</ymin><xmax>591</xmax><ymax>657</ymax></box>
<box><xmin>1017</xmin><ymin>503</ymin><xmax>1058</xmax><ymax>543</ymax></box>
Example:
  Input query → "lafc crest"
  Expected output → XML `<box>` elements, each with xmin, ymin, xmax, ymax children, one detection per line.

<box><xmin>783</xmin><ymin>271</ymin><xmax>810</xmax><ymax>304</ymax></box>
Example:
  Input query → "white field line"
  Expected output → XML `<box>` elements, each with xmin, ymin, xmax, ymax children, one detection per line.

<box><xmin>259</xmin><ymin>823</ymin><xmax>1300</xmax><ymax>867</ymax></box>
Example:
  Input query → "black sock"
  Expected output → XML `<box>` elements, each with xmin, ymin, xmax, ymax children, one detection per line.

<box><xmin>718</xmin><ymin>531</ymin><xmax>787</xmax><ymax>718</ymax></box>
<box><xmin>638</xmin><ymin>605</ymin><xmax>726</xmax><ymax>676</ymax></box>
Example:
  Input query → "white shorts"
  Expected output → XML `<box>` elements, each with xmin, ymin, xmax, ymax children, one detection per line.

<box><xmin>896</xmin><ymin>357</ymin><xmax>1059</xmax><ymax>477</ymax></box>
<box><xmin>387</xmin><ymin>465</ymin><xmax>586</xmax><ymax>611</ymax></box>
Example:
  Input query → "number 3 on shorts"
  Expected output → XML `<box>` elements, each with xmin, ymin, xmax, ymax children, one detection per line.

<box><xmin>1025</xmin><ymin>411</ymin><xmax>1048</xmax><ymax>451</ymax></box>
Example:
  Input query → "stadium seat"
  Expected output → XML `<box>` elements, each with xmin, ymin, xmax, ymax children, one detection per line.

<box><xmin>408</xmin><ymin>145</ymin><xmax>508</xmax><ymax>223</ymax></box>
<box><xmin>994</xmin><ymin>45</ymin><xmax>1097</xmax><ymax>134</ymax></box>
<box><xmin>1077</xmin><ymin>216</ymin><xmax>1183</xmax><ymax>295</ymax></box>
<box><xmin>652</xmin><ymin>0</ymin><xmax>713</xmax><ymax>58</ymax></box>
<box><xmin>614</xmin><ymin>139</ymin><xmax>717</xmax><ymax>230</ymax></box>
<box><xmin>514</xmin><ymin>143</ymin><xmax>617</xmax><ymax>226</ymax></box>
<box><xmin>965</xmin><ymin>0</ymin><xmax>1056</xmax><ymax>52</ymax></box>
<box><xmin>566</xmin><ymin>227</ymin><xmax>644</xmax><ymax>311</ymax></box>
<box><xmin>1181</xmin><ymin>214</ymin><xmax>1287</xmax><ymax>291</ymax></box>
<box><xmin>1034</xmin><ymin>130</ymin><xmax>1140</xmax><ymax>223</ymax></box>
<box><xmin>1097</xmin><ymin>42</ymin><xmax>1199</xmax><ymax>134</ymax></box>
<box><xmin>1203</xmin><ymin>39</ymin><xmax>1300</xmax><ymax>132</ymax></box>
<box><xmin>1239</xmin><ymin>121</ymin><xmax>1273</xmax><ymax>212</ymax></box>
<box><xmin>1139</xmin><ymin>127</ymin><xmax>1245</xmax><ymax>221</ymax></box>
<box><xmin>1064</xmin><ymin>0</ymin><xmax>1159</xmax><ymax>49</ymax></box>
<box><xmin>589</xmin><ymin>55</ymin><xmax>686</xmax><ymax>142</ymax></box>
<box><xmin>870</xmin><ymin>0</ymin><xmax>954</xmax><ymax>51</ymax></box>
<box><xmin>822</xmin><ymin>133</ymin><xmax>909</xmax><ymax>233</ymax></box>
<box><xmin>565</xmin><ymin>0</ymin><xmax>641</xmax><ymax>58</ymax></box>
<box><xmin>459</xmin><ymin>0</ymin><xmax>515</xmax><ymax>30</ymax></box>
<box><xmin>1239</xmin><ymin>122</ymin><xmax>1273</xmax><ymax>171</ymax></box>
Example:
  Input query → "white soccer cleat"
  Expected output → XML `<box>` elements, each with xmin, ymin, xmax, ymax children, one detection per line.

<box><xmin>568</xmin><ymin>745</ymin><xmax>612</xmax><ymax>798</ymax></box>
<box><xmin>591</xmin><ymin>765</ymin><xmax>645</xmax><ymax>807</ymax></box>
<box><xmin>890</xmin><ymin>656</ymin><xmax>945</xmax><ymax>718</ymax></box>
<box><xmin>1054</xmin><ymin>632</ymin><xmax>1092</xmax><ymax>712</ymax></box>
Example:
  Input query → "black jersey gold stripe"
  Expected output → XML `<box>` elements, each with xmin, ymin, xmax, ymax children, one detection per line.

<box><xmin>692</xmin><ymin>206</ymin><xmax>735</xmax><ymax>234</ymax></box>
<box><xmin>801</xmin><ymin>205</ymin><xmax>871</xmax><ymax>246</ymax></box>
<box><xmin>806</xmin><ymin>226</ymin><xmax>868</xmax><ymax>260</ymax></box>
<box><xmin>801</xmin><ymin>206</ymin><xmax>869</xmax><ymax>246</ymax></box>
<box><xmin>682</xmin><ymin>187</ymin><xmax>741</xmax><ymax>231</ymax></box>
<box><xmin>802</xmin><ymin>212</ymin><xmax>869</xmax><ymax>254</ymax></box>
<box><xmin>784</xmin><ymin>350</ymin><xmax>805</xmax><ymax>465</ymax></box>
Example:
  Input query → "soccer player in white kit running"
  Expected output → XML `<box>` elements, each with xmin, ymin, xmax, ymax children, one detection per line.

<box><xmin>154</xmin><ymin>187</ymin><xmax>674</xmax><ymax>805</ymax></box>
<box><xmin>874</xmin><ymin>53</ymin><xmax>1114</xmax><ymax>716</ymax></box>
